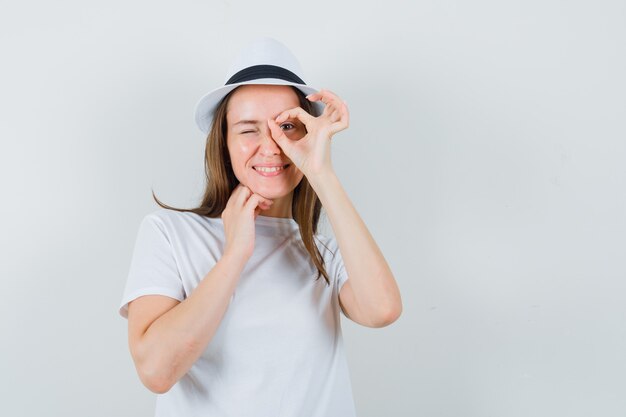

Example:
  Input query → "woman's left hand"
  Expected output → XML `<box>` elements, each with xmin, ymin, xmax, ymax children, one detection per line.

<box><xmin>267</xmin><ymin>88</ymin><xmax>349</xmax><ymax>179</ymax></box>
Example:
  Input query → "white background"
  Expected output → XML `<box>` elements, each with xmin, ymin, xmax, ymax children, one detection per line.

<box><xmin>1</xmin><ymin>0</ymin><xmax>625</xmax><ymax>416</ymax></box>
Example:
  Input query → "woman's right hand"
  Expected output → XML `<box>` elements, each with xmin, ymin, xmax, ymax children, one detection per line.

<box><xmin>221</xmin><ymin>183</ymin><xmax>273</xmax><ymax>262</ymax></box>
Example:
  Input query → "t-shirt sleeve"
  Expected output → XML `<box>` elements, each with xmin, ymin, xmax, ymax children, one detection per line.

<box><xmin>327</xmin><ymin>238</ymin><xmax>350</xmax><ymax>319</ymax></box>
<box><xmin>335</xmin><ymin>245</ymin><xmax>349</xmax><ymax>294</ymax></box>
<box><xmin>118</xmin><ymin>214</ymin><xmax>185</xmax><ymax>319</ymax></box>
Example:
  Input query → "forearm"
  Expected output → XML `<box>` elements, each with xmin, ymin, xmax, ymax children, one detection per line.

<box><xmin>136</xmin><ymin>252</ymin><xmax>246</xmax><ymax>392</ymax></box>
<box><xmin>309</xmin><ymin>170</ymin><xmax>402</xmax><ymax>319</ymax></box>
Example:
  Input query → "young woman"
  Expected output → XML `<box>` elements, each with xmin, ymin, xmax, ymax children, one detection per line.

<box><xmin>119</xmin><ymin>38</ymin><xmax>402</xmax><ymax>417</ymax></box>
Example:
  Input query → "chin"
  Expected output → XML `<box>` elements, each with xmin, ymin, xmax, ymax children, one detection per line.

<box><xmin>248</xmin><ymin>183</ymin><xmax>294</xmax><ymax>200</ymax></box>
<box><xmin>241</xmin><ymin>175</ymin><xmax>303</xmax><ymax>201</ymax></box>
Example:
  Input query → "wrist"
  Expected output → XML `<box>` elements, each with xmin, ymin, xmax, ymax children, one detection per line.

<box><xmin>305</xmin><ymin>168</ymin><xmax>338</xmax><ymax>190</ymax></box>
<box><xmin>220</xmin><ymin>250</ymin><xmax>249</xmax><ymax>272</ymax></box>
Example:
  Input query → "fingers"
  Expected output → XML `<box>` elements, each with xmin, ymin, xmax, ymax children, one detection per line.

<box><xmin>274</xmin><ymin>106</ymin><xmax>315</xmax><ymax>125</ymax></box>
<box><xmin>270</xmin><ymin>89</ymin><xmax>350</xmax><ymax>142</ymax></box>
<box><xmin>326</xmin><ymin>102</ymin><xmax>349</xmax><ymax>135</ymax></box>
<box><xmin>225</xmin><ymin>183</ymin><xmax>273</xmax><ymax>214</ymax></box>
<box><xmin>306</xmin><ymin>88</ymin><xmax>347</xmax><ymax>109</ymax></box>
<box><xmin>323</xmin><ymin>104</ymin><xmax>349</xmax><ymax>136</ymax></box>
<box><xmin>244</xmin><ymin>192</ymin><xmax>273</xmax><ymax>218</ymax></box>
<box><xmin>329</xmin><ymin>119</ymin><xmax>349</xmax><ymax>135</ymax></box>
<box><xmin>267</xmin><ymin>118</ymin><xmax>289</xmax><ymax>146</ymax></box>
<box><xmin>223</xmin><ymin>183</ymin><xmax>246</xmax><ymax>215</ymax></box>
<box><xmin>325</xmin><ymin>103</ymin><xmax>341</xmax><ymax>122</ymax></box>
<box><xmin>232</xmin><ymin>183</ymin><xmax>252</xmax><ymax>207</ymax></box>
<box><xmin>267</xmin><ymin>118</ymin><xmax>298</xmax><ymax>158</ymax></box>
<box><xmin>308</xmin><ymin>88</ymin><xmax>349</xmax><ymax>128</ymax></box>
<box><xmin>238</xmin><ymin>185</ymin><xmax>273</xmax><ymax>210</ymax></box>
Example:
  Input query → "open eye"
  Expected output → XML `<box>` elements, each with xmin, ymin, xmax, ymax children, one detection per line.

<box><xmin>280</xmin><ymin>122</ymin><xmax>295</xmax><ymax>131</ymax></box>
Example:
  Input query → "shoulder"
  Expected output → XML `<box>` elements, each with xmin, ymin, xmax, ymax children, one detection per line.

<box><xmin>143</xmin><ymin>207</ymin><xmax>194</xmax><ymax>222</ymax></box>
<box><xmin>313</xmin><ymin>232</ymin><xmax>341</xmax><ymax>261</ymax></box>
<box><xmin>141</xmin><ymin>208</ymin><xmax>221</xmax><ymax>236</ymax></box>
<box><xmin>143</xmin><ymin>207</ymin><xmax>217</xmax><ymax>224</ymax></box>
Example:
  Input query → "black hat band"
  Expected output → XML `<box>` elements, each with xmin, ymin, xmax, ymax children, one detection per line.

<box><xmin>226</xmin><ymin>64</ymin><xmax>305</xmax><ymax>85</ymax></box>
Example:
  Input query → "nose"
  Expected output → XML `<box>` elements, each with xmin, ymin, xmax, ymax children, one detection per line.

<box><xmin>258</xmin><ymin>127</ymin><xmax>281</xmax><ymax>156</ymax></box>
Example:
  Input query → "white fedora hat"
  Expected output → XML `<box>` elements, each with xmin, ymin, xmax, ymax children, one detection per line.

<box><xmin>194</xmin><ymin>37</ymin><xmax>324</xmax><ymax>134</ymax></box>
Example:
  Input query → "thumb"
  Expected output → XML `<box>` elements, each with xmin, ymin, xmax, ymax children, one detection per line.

<box><xmin>267</xmin><ymin>119</ymin><xmax>293</xmax><ymax>154</ymax></box>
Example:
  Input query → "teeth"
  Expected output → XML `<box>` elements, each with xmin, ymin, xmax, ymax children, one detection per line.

<box><xmin>254</xmin><ymin>166</ymin><xmax>284</xmax><ymax>173</ymax></box>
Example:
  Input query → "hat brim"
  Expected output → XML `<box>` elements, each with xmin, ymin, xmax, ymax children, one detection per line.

<box><xmin>194</xmin><ymin>78</ymin><xmax>324</xmax><ymax>134</ymax></box>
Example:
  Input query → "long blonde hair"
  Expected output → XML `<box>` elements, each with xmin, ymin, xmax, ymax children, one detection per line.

<box><xmin>152</xmin><ymin>86</ymin><xmax>331</xmax><ymax>285</ymax></box>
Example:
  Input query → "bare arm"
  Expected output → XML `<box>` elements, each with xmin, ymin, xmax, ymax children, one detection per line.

<box><xmin>128</xmin><ymin>252</ymin><xmax>246</xmax><ymax>394</ymax></box>
<box><xmin>309</xmin><ymin>171</ymin><xmax>402</xmax><ymax>327</ymax></box>
<box><xmin>269</xmin><ymin>89</ymin><xmax>402</xmax><ymax>328</ymax></box>
<box><xmin>127</xmin><ymin>185</ymin><xmax>273</xmax><ymax>393</ymax></box>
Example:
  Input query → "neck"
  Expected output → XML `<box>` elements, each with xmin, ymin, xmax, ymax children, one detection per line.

<box><xmin>258</xmin><ymin>192</ymin><xmax>293</xmax><ymax>218</ymax></box>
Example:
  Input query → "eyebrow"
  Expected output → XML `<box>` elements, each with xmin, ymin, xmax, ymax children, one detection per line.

<box><xmin>233</xmin><ymin>120</ymin><xmax>260</xmax><ymax>126</ymax></box>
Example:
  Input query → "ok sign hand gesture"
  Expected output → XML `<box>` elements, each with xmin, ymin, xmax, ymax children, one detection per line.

<box><xmin>267</xmin><ymin>89</ymin><xmax>349</xmax><ymax>179</ymax></box>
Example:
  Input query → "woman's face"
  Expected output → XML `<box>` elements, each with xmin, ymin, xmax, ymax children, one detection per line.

<box><xmin>225</xmin><ymin>84</ymin><xmax>307</xmax><ymax>202</ymax></box>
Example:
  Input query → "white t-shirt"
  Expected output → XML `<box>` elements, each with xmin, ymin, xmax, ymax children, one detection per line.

<box><xmin>119</xmin><ymin>208</ymin><xmax>357</xmax><ymax>417</ymax></box>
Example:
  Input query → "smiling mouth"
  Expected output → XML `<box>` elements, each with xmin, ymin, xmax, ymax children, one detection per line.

<box><xmin>252</xmin><ymin>164</ymin><xmax>290</xmax><ymax>173</ymax></box>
